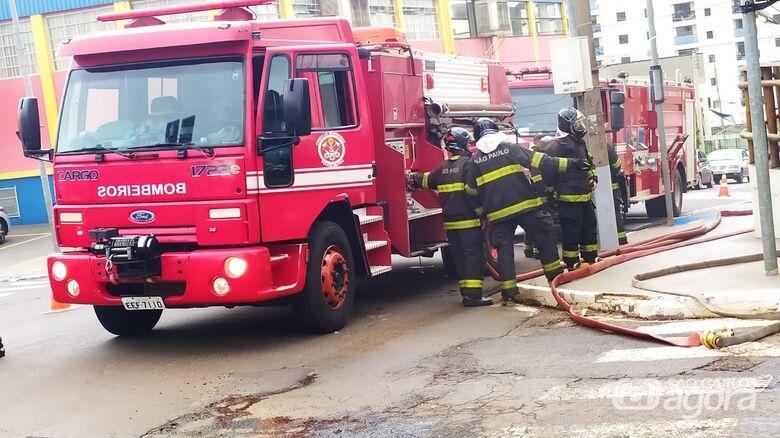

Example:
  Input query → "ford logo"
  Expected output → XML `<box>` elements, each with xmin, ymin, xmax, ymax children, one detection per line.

<box><xmin>130</xmin><ymin>210</ymin><xmax>155</xmax><ymax>223</ymax></box>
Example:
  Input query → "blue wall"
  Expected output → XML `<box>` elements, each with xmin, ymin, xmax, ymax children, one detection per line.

<box><xmin>0</xmin><ymin>0</ymin><xmax>114</xmax><ymax>20</ymax></box>
<box><xmin>0</xmin><ymin>175</ymin><xmax>55</xmax><ymax>225</ymax></box>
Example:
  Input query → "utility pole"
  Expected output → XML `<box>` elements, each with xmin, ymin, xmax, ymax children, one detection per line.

<box><xmin>9</xmin><ymin>0</ymin><xmax>58</xmax><ymax>252</ymax></box>
<box><xmin>646</xmin><ymin>0</ymin><xmax>675</xmax><ymax>226</ymax></box>
<box><xmin>713</xmin><ymin>60</ymin><xmax>726</xmax><ymax>148</ymax></box>
<box><xmin>565</xmin><ymin>0</ymin><xmax>619</xmax><ymax>250</ymax></box>
<box><xmin>742</xmin><ymin>0</ymin><xmax>778</xmax><ymax>275</ymax></box>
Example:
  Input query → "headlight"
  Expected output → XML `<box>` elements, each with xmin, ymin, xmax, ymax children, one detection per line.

<box><xmin>60</xmin><ymin>212</ymin><xmax>83</xmax><ymax>223</ymax></box>
<box><xmin>51</xmin><ymin>261</ymin><xmax>67</xmax><ymax>281</ymax></box>
<box><xmin>66</xmin><ymin>279</ymin><xmax>80</xmax><ymax>297</ymax></box>
<box><xmin>224</xmin><ymin>257</ymin><xmax>248</xmax><ymax>278</ymax></box>
<box><xmin>213</xmin><ymin>277</ymin><xmax>230</xmax><ymax>295</ymax></box>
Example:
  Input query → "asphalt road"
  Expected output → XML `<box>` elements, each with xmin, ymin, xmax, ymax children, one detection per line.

<box><xmin>1</xmin><ymin>182</ymin><xmax>777</xmax><ymax>438</ymax></box>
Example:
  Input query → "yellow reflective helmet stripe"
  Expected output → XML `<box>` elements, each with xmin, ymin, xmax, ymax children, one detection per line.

<box><xmin>475</xmin><ymin>164</ymin><xmax>524</xmax><ymax>186</ymax></box>
<box><xmin>444</xmin><ymin>218</ymin><xmax>482</xmax><ymax>230</ymax></box>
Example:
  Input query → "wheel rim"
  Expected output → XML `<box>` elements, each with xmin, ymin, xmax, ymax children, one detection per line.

<box><xmin>675</xmin><ymin>175</ymin><xmax>683</xmax><ymax>209</ymax></box>
<box><xmin>320</xmin><ymin>245</ymin><xmax>349</xmax><ymax>310</ymax></box>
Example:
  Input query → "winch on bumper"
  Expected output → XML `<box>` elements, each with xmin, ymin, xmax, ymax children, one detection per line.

<box><xmin>47</xmin><ymin>228</ymin><xmax>306</xmax><ymax>306</ymax></box>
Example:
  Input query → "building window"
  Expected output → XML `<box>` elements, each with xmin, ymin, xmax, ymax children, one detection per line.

<box><xmin>678</xmin><ymin>49</ymin><xmax>695</xmax><ymax>56</ymax></box>
<box><xmin>131</xmin><ymin>0</ymin><xmax>210</xmax><ymax>23</ymax></box>
<box><xmin>403</xmin><ymin>0</ymin><xmax>439</xmax><ymax>40</ymax></box>
<box><xmin>709</xmin><ymin>54</ymin><xmax>716</xmax><ymax>62</ymax></box>
<box><xmin>706</xmin><ymin>30</ymin><xmax>713</xmax><ymax>39</ymax></box>
<box><xmin>619</xmin><ymin>34</ymin><xmax>628</xmax><ymax>44</ymax></box>
<box><xmin>508</xmin><ymin>1</ymin><xmax>530</xmax><ymax>36</ymax></box>
<box><xmin>535</xmin><ymin>2</ymin><xmax>563</xmax><ymax>35</ymax></box>
<box><xmin>774</xmin><ymin>13</ymin><xmax>780</xmax><ymax>23</ymax></box>
<box><xmin>46</xmin><ymin>6</ymin><xmax>115</xmax><ymax>71</ymax></box>
<box><xmin>293</xmin><ymin>0</ymin><xmax>339</xmax><ymax>17</ymax></box>
<box><xmin>351</xmin><ymin>0</ymin><xmax>396</xmax><ymax>28</ymax></box>
<box><xmin>704</xmin><ymin>8</ymin><xmax>711</xmax><ymax>16</ymax></box>
<box><xmin>248</xmin><ymin>3</ymin><xmax>281</xmax><ymax>20</ymax></box>
<box><xmin>713</xmin><ymin>100</ymin><xmax>721</xmax><ymax>109</ymax></box>
<box><xmin>621</xmin><ymin>57</ymin><xmax>631</xmax><ymax>63</ymax></box>
<box><xmin>734</xmin><ymin>18</ymin><xmax>743</xmax><ymax>29</ymax></box>
<box><xmin>0</xmin><ymin>19</ymin><xmax>36</xmax><ymax>79</ymax></box>
<box><xmin>451</xmin><ymin>0</ymin><xmax>475</xmax><ymax>37</ymax></box>
<box><xmin>776</xmin><ymin>37</ymin><xmax>780</xmax><ymax>47</ymax></box>
<box><xmin>736</xmin><ymin>41</ymin><xmax>745</xmax><ymax>60</ymax></box>
<box><xmin>711</xmin><ymin>78</ymin><xmax>717</xmax><ymax>86</ymax></box>
<box><xmin>0</xmin><ymin>187</ymin><xmax>20</xmax><ymax>218</ymax></box>
<box><xmin>672</xmin><ymin>3</ymin><xmax>694</xmax><ymax>21</ymax></box>
<box><xmin>616</xmin><ymin>11</ymin><xmax>626</xmax><ymax>21</ymax></box>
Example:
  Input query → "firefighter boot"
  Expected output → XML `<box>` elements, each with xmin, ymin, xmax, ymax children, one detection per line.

<box><xmin>463</xmin><ymin>296</ymin><xmax>494</xmax><ymax>307</ymax></box>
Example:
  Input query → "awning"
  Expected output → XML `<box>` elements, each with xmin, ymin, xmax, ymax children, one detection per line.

<box><xmin>709</xmin><ymin>109</ymin><xmax>735</xmax><ymax>120</ymax></box>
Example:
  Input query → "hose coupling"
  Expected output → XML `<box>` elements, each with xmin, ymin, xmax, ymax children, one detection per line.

<box><xmin>700</xmin><ymin>328</ymin><xmax>734</xmax><ymax>349</ymax></box>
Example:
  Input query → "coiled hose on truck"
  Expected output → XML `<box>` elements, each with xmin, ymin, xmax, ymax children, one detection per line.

<box><xmin>486</xmin><ymin>209</ymin><xmax>780</xmax><ymax>348</ymax></box>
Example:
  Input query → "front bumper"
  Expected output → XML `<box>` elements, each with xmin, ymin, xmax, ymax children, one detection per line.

<box><xmin>47</xmin><ymin>245</ymin><xmax>307</xmax><ymax>307</ymax></box>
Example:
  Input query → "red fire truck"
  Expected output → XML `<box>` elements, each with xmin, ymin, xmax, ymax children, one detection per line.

<box><xmin>17</xmin><ymin>1</ymin><xmax>514</xmax><ymax>336</ymax></box>
<box><xmin>507</xmin><ymin>67</ymin><xmax>698</xmax><ymax>218</ymax></box>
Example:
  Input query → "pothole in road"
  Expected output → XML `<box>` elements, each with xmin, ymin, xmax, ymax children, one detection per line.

<box><xmin>699</xmin><ymin>356</ymin><xmax>766</xmax><ymax>372</ymax></box>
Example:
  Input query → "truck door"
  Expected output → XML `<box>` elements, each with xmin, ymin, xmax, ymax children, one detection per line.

<box><xmin>254</xmin><ymin>45</ymin><xmax>375</xmax><ymax>242</ymax></box>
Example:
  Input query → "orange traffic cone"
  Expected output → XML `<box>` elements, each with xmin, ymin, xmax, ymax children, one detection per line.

<box><xmin>49</xmin><ymin>294</ymin><xmax>72</xmax><ymax>313</ymax></box>
<box><xmin>718</xmin><ymin>174</ymin><xmax>730</xmax><ymax>197</ymax></box>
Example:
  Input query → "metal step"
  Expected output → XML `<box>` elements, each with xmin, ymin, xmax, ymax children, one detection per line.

<box><xmin>408</xmin><ymin>207</ymin><xmax>442</xmax><ymax>221</ymax></box>
<box><xmin>364</xmin><ymin>240</ymin><xmax>388</xmax><ymax>251</ymax></box>
<box><xmin>358</xmin><ymin>214</ymin><xmax>383</xmax><ymax>225</ymax></box>
<box><xmin>369</xmin><ymin>265</ymin><xmax>392</xmax><ymax>276</ymax></box>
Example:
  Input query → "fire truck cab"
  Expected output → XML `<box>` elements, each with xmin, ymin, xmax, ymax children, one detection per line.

<box><xmin>508</xmin><ymin>67</ymin><xmax>698</xmax><ymax>218</ymax></box>
<box><xmin>18</xmin><ymin>0</ymin><xmax>513</xmax><ymax>336</ymax></box>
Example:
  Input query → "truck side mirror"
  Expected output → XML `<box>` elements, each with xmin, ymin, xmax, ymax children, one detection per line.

<box><xmin>610</xmin><ymin>92</ymin><xmax>625</xmax><ymax>132</ymax></box>
<box><xmin>18</xmin><ymin>97</ymin><xmax>49</xmax><ymax>159</ymax></box>
<box><xmin>282</xmin><ymin>78</ymin><xmax>311</xmax><ymax>138</ymax></box>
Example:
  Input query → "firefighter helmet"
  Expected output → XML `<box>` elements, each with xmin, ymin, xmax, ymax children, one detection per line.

<box><xmin>557</xmin><ymin>107</ymin><xmax>587</xmax><ymax>139</ymax></box>
<box><xmin>473</xmin><ymin>118</ymin><xmax>499</xmax><ymax>141</ymax></box>
<box><xmin>444</xmin><ymin>127</ymin><xmax>471</xmax><ymax>153</ymax></box>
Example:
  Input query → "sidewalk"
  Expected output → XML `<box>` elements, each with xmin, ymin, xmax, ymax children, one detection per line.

<box><xmin>0</xmin><ymin>224</ymin><xmax>53</xmax><ymax>282</ymax></box>
<box><xmin>518</xmin><ymin>207</ymin><xmax>780</xmax><ymax>320</ymax></box>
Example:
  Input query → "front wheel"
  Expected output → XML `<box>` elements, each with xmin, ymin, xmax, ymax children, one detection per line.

<box><xmin>293</xmin><ymin>221</ymin><xmax>356</xmax><ymax>333</ymax></box>
<box><xmin>735</xmin><ymin>170</ymin><xmax>744</xmax><ymax>184</ymax></box>
<box><xmin>645</xmin><ymin>167</ymin><xmax>684</xmax><ymax>218</ymax></box>
<box><xmin>94</xmin><ymin>306</ymin><xmax>162</xmax><ymax>336</ymax></box>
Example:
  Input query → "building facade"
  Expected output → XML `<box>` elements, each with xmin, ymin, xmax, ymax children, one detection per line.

<box><xmin>0</xmin><ymin>0</ymin><xmax>567</xmax><ymax>224</ymax></box>
<box><xmin>591</xmin><ymin>0</ymin><xmax>780</xmax><ymax>146</ymax></box>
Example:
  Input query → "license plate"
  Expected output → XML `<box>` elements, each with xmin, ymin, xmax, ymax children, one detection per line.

<box><xmin>121</xmin><ymin>296</ymin><xmax>165</xmax><ymax>311</ymax></box>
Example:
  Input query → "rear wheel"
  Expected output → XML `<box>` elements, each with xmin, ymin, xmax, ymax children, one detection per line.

<box><xmin>645</xmin><ymin>168</ymin><xmax>684</xmax><ymax>218</ymax></box>
<box><xmin>293</xmin><ymin>221</ymin><xmax>356</xmax><ymax>333</ymax></box>
<box><xmin>705</xmin><ymin>174</ymin><xmax>714</xmax><ymax>188</ymax></box>
<box><xmin>93</xmin><ymin>306</ymin><xmax>162</xmax><ymax>336</ymax></box>
<box><xmin>735</xmin><ymin>170</ymin><xmax>744</xmax><ymax>184</ymax></box>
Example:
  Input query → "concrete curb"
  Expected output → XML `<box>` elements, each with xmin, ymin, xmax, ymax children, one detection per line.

<box><xmin>0</xmin><ymin>272</ymin><xmax>48</xmax><ymax>283</ymax></box>
<box><xmin>517</xmin><ymin>284</ymin><xmax>721</xmax><ymax>320</ymax></box>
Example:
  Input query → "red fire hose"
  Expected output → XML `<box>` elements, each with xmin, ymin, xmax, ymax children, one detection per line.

<box><xmin>488</xmin><ymin>209</ymin><xmax>755</xmax><ymax>347</ymax></box>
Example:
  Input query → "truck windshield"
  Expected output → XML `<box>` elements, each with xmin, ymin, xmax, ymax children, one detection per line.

<box><xmin>511</xmin><ymin>85</ymin><xmax>573</xmax><ymax>136</ymax></box>
<box><xmin>58</xmin><ymin>57</ymin><xmax>245</xmax><ymax>154</ymax></box>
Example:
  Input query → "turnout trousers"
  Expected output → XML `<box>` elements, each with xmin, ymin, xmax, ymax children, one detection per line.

<box><xmin>490</xmin><ymin>209</ymin><xmax>563</xmax><ymax>298</ymax></box>
<box><xmin>557</xmin><ymin>201</ymin><xmax>599</xmax><ymax>269</ymax></box>
<box><xmin>446</xmin><ymin>227</ymin><xmax>485</xmax><ymax>299</ymax></box>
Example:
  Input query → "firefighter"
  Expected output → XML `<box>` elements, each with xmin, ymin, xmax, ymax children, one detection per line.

<box><xmin>524</xmin><ymin>135</ymin><xmax>562</xmax><ymax>258</ymax></box>
<box><xmin>608</xmin><ymin>145</ymin><xmax>629</xmax><ymax>245</ymax></box>
<box><xmin>408</xmin><ymin>127</ymin><xmax>493</xmax><ymax>307</ymax></box>
<box><xmin>543</xmin><ymin>107</ymin><xmax>599</xmax><ymax>270</ymax></box>
<box><xmin>465</xmin><ymin>119</ymin><xmax>591</xmax><ymax>304</ymax></box>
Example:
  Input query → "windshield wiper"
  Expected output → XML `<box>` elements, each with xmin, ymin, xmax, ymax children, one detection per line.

<box><xmin>133</xmin><ymin>142</ymin><xmax>214</xmax><ymax>158</ymax></box>
<box><xmin>60</xmin><ymin>144</ymin><xmax>137</xmax><ymax>161</ymax></box>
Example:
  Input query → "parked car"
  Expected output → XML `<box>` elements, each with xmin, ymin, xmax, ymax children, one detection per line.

<box><xmin>708</xmin><ymin>148</ymin><xmax>749</xmax><ymax>184</ymax></box>
<box><xmin>696</xmin><ymin>149</ymin><xmax>714</xmax><ymax>189</ymax></box>
<box><xmin>0</xmin><ymin>206</ymin><xmax>9</xmax><ymax>245</ymax></box>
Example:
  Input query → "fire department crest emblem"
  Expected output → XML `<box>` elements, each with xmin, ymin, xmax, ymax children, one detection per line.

<box><xmin>317</xmin><ymin>132</ymin><xmax>346</xmax><ymax>167</ymax></box>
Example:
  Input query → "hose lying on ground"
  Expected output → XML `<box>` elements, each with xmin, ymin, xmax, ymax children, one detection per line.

<box><xmin>488</xmin><ymin>209</ymin><xmax>780</xmax><ymax>348</ymax></box>
<box><xmin>632</xmin><ymin>251</ymin><xmax>780</xmax><ymax>320</ymax></box>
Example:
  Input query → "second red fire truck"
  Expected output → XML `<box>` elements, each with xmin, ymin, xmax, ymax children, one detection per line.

<box><xmin>507</xmin><ymin>67</ymin><xmax>698</xmax><ymax>218</ymax></box>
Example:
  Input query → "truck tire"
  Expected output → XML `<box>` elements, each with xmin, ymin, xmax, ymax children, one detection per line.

<box><xmin>645</xmin><ymin>168</ymin><xmax>684</xmax><ymax>218</ymax></box>
<box><xmin>93</xmin><ymin>306</ymin><xmax>162</xmax><ymax>336</ymax></box>
<box><xmin>293</xmin><ymin>221</ymin><xmax>356</xmax><ymax>333</ymax></box>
